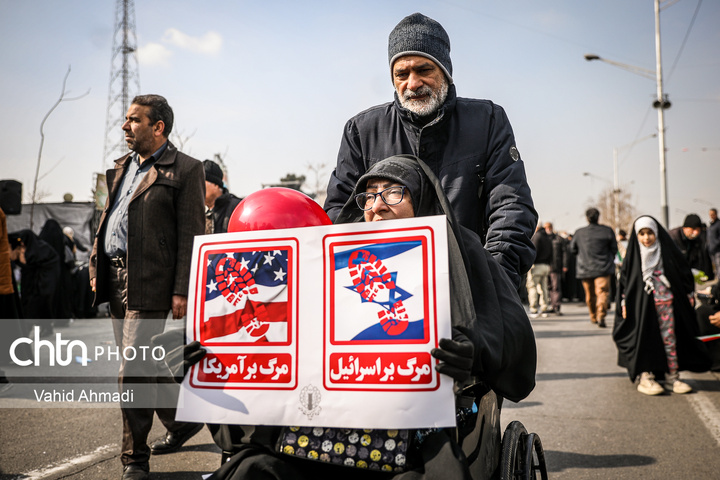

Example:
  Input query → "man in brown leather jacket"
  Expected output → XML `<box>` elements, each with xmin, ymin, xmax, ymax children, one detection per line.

<box><xmin>90</xmin><ymin>94</ymin><xmax>205</xmax><ymax>480</ymax></box>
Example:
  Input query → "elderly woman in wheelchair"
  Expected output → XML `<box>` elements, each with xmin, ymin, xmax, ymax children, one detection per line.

<box><xmin>168</xmin><ymin>155</ymin><xmax>545</xmax><ymax>479</ymax></box>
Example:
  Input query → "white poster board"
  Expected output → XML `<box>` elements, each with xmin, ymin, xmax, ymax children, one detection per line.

<box><xmin>177</xmin><ymin>215</ymin><xmax>454</xmax><ymax>429</ymax></box>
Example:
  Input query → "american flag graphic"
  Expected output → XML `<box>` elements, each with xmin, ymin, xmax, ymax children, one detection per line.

<box><xmin>200</xmin><ymin>249</ymin><xmax>291</xmax><ymax>344</ymax></box>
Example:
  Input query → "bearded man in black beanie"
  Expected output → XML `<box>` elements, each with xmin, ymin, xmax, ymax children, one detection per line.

<box><xmin>324</xmin><ymin>12</ymin><xmax>537</xmax><ymax>290</ymax></box>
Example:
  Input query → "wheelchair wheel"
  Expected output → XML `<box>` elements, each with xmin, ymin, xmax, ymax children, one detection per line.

<box><xmin>499</xmin><ymin>421</ymin><xmax>547</xmax><ymax>480</ymax></box>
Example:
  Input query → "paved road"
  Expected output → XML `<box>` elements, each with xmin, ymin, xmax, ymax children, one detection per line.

<box><xmin>2</xmin><ymin>302</ymin><xmax>719</xmax><ymax>479</ymax></box>
<box><xmin>505</xmin><ymin>302</ymin><xmax>720</xmax><ymax>479</ymax></box>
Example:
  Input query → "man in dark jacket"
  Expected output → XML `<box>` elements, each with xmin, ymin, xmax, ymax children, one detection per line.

<box><xmin>527</xmin><ymin>225</ymin><xmax>552</xmax><ymax>317</ymax></box>
<box><xmin>571</xmin><ymin>208</ymin><xmax>618</xmax><ymax>328</ymax></box>
<box><xmin>203</xmin><ymin>159</ymin><xmax>242</xmax><ymax>234</ymax></box>
<box><xmin>708</xmin><ymin>208</ymin><xmax>720</xmax><ymax>277</ymax></box>
<box><xmin>90</xmin><ymin>94</ymin><xmax>205</xmax><ymax>480</ymax></box>
<box><xmin>323</xmin><ymin>12</ymin><xmax>537</xmax><ymax>290</ymax></box>
<box><xmin>545</xmin><ymin>222</ymin><xmax>568</xmax><ymax>315</ymax></box>
<box><xmin>669</xmin><ymin>213</ymin><xmax>715</xmax><ymax>282</ymax></box>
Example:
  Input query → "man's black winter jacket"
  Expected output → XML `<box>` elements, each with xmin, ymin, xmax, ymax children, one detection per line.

<box><xmin>324</xmin><ymin>85</ymin><xmax>537</xmax><ymax>288</ymax></box>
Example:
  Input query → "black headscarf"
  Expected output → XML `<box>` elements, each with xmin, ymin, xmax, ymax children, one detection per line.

<box><xmin>11</xmin><ymin>229</ymin><xmax>58</xmax><ymax>269</ymax></box>
<box><xmin>39</xmin><ymin>219</ymin><xmax>66</xmax><ymax>262</ymax></box>
<box><xmin>336</xmin><ymin>155</ymin><xmax>443</xmax><ymax>222</ymax></box>
<box><xmin>613</xmin><ymin>215</ymin><xmax>710</xmax><ymax>380</ymax></box>
<box><xmin>336</xmin><ymin>155</ymin><xmax>536</xmax><ymax>402</ymax></box>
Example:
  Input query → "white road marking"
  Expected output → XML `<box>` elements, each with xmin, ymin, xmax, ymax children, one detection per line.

<box><xmin>688</xmin><ymin>392</ymin><xmax>720</xmax><ymax>448</ymax></box>
<box><xmin>19</xmin><ymin>444</ymin><xmax>116</xmax><ymax>479</ymax></box>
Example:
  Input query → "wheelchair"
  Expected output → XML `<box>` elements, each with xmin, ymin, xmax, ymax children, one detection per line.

<box><xmin>458</xmin><ymin>387</ymin><xmax>548</xmax><ymax>480</ymax></box>
<box><xmin>206</xmin><ymin>387</ymin><xmax>547</xmax><ymax>480</ymax></box>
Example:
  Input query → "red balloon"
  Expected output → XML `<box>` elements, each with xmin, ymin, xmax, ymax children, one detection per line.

<box><xmin>228</xmin><ymin>187</ymin><xmax>332</xmax><ymax>232</ymax></box>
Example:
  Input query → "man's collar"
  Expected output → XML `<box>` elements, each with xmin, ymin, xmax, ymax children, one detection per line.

<box><xmin>154</xmin><ymin>140</ymin><xmax>176</xmax><ymax>165</ymax></box>
<box><xmin>138</xmin><ymin>141</ymin><xmax>168</xmax><ymax>166</ymax></box>
<box><xmin>115</xmin><ymin>140</ymin><xmax>171</xmax><ymax>168</ymax></box>
<box><xmin>116</xmin><ymin>140</ymin><xmax>174</xmax><ymax>168</ymax></box>
<box><xmin>213</xmin><ymin>191</ymin><xmax>230</xmax><ymax>208</ymax></box>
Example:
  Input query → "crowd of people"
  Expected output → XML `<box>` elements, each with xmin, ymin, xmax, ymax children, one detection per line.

<box><xmin>526</xmin><ymin>208</ymin><xmax>719</xmax><ymax>398</ymax></box>
<box><xmin>0</xmin><ymin>211</ymin><xmax>99</xmax><ymax>394</ymax></box>
<box><xmin>2</xmin><ymin>218</ymin><xmax>94</xmax><ymax>334</ymax></box>
<box><xmin>523</xmin><ymin>218</ymin><xmax>598</xmax><ymax>319</ymax></box>
<box><xmin>0</xmin><ymin>10</ymin><xmax>717</xmax><ymax>480</ymax></box>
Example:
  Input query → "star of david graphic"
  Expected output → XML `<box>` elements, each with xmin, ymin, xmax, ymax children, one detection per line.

<box><xmin>344</xmin><ymin>248</ymin><xmax>412</xmax><ymax>336</ymax></box>
<box><xmin>345</xmin><ymin>271</ymin><xmax>412</xmax><ymax>310</ymax></box>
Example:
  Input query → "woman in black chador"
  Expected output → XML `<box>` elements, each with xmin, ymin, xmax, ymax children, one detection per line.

<box><xmin>613</xmin><ymin>215</ymin><xmax>710</xmax><ymax>395</ymax></box>
<box><xmin>39</xmin><ymin>219</ymin><xmax>74</xmax><ymax>323</ymax></box>
<box><xmin>9</xmin><ymin>230</ymin><xmax>60</xmax><ymax>336</ymax></box>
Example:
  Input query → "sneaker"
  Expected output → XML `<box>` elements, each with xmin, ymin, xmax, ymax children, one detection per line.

<box><xmin>637</xmin><ymin>372</ymin><xmax>664</xmax><ymax>395</ymax></box>
<box><xmin>529</xmin><ymin>313</ymin><xmax>539</xmax><ymax>319</ymax></box>
<box><xmin>667</xmin><ymin>379</ymin><xmax>692</xmax><ymax>394</ymax></box>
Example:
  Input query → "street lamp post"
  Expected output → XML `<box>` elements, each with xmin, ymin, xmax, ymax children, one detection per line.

<box><xmin>612</xmin><ymin>147</ymin><xmax>620</xmax><ymax>234</ymax></box>
<box><xmin>584</xmin><ymin>0</ymin><xmax>671</xmax><ymax>227</ymax></box>
<box><xmin>653</xmin><ymin>0</ymin><xmax>670</xmax><ymax>228</ymax></box>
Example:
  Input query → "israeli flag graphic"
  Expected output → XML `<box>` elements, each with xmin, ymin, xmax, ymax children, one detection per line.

<box><xmin>332</xmin><ymin>240</ymin><xmax>427</xmax><ymax>342</ymax></box>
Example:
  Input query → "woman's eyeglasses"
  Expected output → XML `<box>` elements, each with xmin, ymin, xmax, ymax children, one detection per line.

<box><xmin>355</xmin><ymin>186</ymin><xmax>407</xmax><ymax>211</ymax></box>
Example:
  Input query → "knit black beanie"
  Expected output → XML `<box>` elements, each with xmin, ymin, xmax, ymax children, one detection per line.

<box><xmin>203</xmin><ymin>159</ymin><xmax>224</xmax><ymax>188</ymax></box>
<box><xmin>683</xmin><ymin>214</ymin><xmax>702</xmax><ymax>229</ymax></box>
<box><xmin>388</xmin><ymin>13</ymin><xmax>453</xmax><ymax>84</ymax></box>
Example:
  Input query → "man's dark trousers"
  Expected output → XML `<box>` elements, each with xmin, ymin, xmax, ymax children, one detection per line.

<box><xmin>109</xmin><ymin>264</ymin><xmax>189</xmax><ymax>466</ymax></box>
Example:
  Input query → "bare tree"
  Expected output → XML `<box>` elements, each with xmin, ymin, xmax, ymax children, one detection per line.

<box><xmin>170</xmin><ymin>126</ymin><xmax>197</xmax><ymax>155</ymax></box>
<box><xmin>31</xmin><ymin>66</ymin><xmax>90</xmax><ymax>228</ymax></box>
<box><xmin>305</xmin><ymin>162</ymin><xmax>330</xmax><ymax>204</ymax></box>
<box><xmin>212</xmin><ymin>152</ymin><xmax>229</xmax><ymax>184</ymax></box>
<box><xmin>33</xmin><ymin>187</ymin><xmax>53</xmax><ymax>204</ymax></box>
<box><xmin>587</xmin><ymin>186</ymin><xmax>636</xmax><ymax>234</ymax></box>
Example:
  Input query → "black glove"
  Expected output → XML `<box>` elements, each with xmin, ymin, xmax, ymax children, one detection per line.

<box><xmin>431</xmin><ymin>331</ymin><xmax>474</xmax><ymax>382</ymax></box>
<box><xmin>152</xmin><ymin>329</ymin><xmax>207</xmax><ymax>382</ymax></box>
<box><xmin>173</xmin><ymin>341</ymin><xmax>206</xmax><ymax>379</ymax></box>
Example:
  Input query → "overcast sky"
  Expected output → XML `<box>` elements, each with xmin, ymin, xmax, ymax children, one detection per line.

<box><xmin>1</xmin><ymin>0</ymin><xmax>718</xmax><ymax>233</ymax></box>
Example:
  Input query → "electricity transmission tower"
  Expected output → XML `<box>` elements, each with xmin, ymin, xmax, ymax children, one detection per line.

<box><xmin>101</xmin><ymin>0</ymin><xmax>140</xmax><ymax>169</ymax></box>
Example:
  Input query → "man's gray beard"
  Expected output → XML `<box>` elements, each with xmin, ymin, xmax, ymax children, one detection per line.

<box><xmin>398</xmin><ymin>79</ymin><xmax>449</xmax><ymax>117</ymax></box>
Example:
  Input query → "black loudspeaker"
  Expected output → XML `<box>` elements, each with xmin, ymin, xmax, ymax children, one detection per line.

<box><xmin>0</xmin><ymin>180</ymin><xmax>22</xmax><ymax>215</ymax></box>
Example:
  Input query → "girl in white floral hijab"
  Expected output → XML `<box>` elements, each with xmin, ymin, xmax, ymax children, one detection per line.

<box><xmin>614</xmin><ymin>216</ymin><xmax>710</xmax><ymax>396</ymax></box>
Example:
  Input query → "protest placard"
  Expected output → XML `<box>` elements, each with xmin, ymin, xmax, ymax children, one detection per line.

<box><xmin>177</xmin><ymin>215</ymin><xmax>454</xmax><ymax>429</ymax></box>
